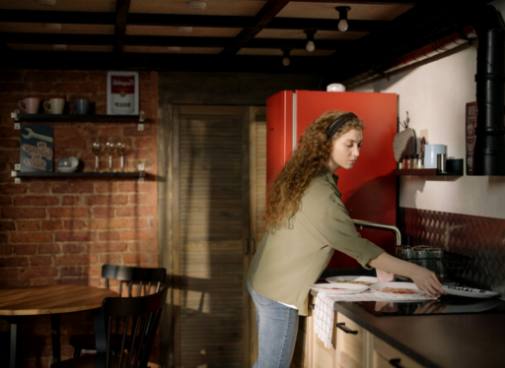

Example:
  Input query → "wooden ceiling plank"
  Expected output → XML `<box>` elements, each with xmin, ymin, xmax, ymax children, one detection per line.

<box><xmin>114</xmin><ymin>0</ymin><xmax>131</xmax><ymax>53</ymax></box>
<box><xmin>220</xmin><ymin>0</ymin><xmax>292</xmax><ymax>56</ymax></box>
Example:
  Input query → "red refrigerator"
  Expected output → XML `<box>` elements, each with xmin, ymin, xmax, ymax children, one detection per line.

<box><xmin>266</xmin><ymin>90</ymin><xmax>398</xmax><ymax>268</ymax></box>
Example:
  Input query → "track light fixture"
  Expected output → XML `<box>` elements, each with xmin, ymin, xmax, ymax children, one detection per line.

<box><xmin>282</xmin><ymin>49</ymin><xmax>291</xmax><ymax>67</ymax></box>
<box><xmin>304</xmin><ymin>29</ymin><xmax>316</xmax><ymax>53</ymax></box>
<box><xmin>336</xmin><ymin>6</ymin><xmax>351</xmax><ymax>32</ymax></box>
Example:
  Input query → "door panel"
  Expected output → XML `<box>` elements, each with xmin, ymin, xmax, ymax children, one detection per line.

<box><xmin>170</xmin><ymin>105</ymin><xmax>250</xmax><ymax>367</ymax></box>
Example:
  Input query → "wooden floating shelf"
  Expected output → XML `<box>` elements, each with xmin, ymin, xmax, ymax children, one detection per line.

<box><xmin>12</xmin><ymin>112</ymin><xmax>145</xmax><ymax>123</ymax></box>
<box><xmin>14</xmin><ymin>171</ymin><xmax>149</xmax><ymax>180</ymax></box>
<box><xmin>396</xmin><ymin>168</ymin><xmax>463</xmax><ymax>176</ymax></box>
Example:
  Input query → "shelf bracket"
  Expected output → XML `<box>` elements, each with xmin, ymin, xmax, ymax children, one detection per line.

<box><xmin>11</xmin><ymin>110</ymin><xmax>20</xmax><ymax>122</ymax></box>
<box><xmin>11</xmin><ymin>170</ymin><xmax>20</xmax><ymax>184</ymax></box>
<box><xmin>137</xmin><ymin>110</ymin><xmax>145</xmax><ymax>131</ymax></box>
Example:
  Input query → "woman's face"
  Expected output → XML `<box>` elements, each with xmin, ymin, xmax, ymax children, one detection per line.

<box><xmin>327</xmin><ymin>128</ymin><xmax>363</xmax><ymax>171</ymax></box>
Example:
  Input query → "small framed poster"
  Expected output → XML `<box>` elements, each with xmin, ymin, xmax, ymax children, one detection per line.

<box><xmin>20</xmin><ymin>124</ymin><xmax>54</xmax><ymax>172</ymax></box>
<box><xmin>106</xmin><ymin>71</ymin><xmax>139</xmax><ymax>115</ymax></box>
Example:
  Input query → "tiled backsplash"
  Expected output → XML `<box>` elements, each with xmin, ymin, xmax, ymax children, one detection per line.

<box><xmin>400</xmin><ymin>207</ymin><xmax>505</xmax><ymax>296</ymax></box>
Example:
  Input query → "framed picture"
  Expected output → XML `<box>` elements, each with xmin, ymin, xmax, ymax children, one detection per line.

<box><xmin>20</xmin><ymin>124</ymin><xmax>54</xmax><ymax>172</ymax></box>
<box><xmin>106</xmin><ymin>71</ymin><xmax>139</xmax><ymax>115</ymax></box>
<box><xmin>465</xmin><ymin>102</ymin><xmax>477</xmax><ymax>175</ymax></box>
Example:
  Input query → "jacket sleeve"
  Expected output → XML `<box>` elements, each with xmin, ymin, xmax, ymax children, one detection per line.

<box><xmin>300</xmin><ymin>180</ymin><xmax>384</xmax><ymax>268</ymax></box>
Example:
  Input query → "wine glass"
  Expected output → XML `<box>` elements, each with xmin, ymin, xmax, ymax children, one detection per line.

<box><xmin>115</xmin><ymin>139</ymin><xmax>129</xmax><ymax>171</ymax></box>
<box><xmin>104</xmin><ymin>137</ymin><xmax>117</xmax><ymax>171</ymax></box>
<box><xmin>91</xmin><ymin>139</ymin><xmax>103</xmax><ymax>171</ymax></box>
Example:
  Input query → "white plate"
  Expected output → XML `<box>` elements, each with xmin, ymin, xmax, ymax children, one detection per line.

<box><xmin>312</xmin><ymin>283</ymin><xmax>369</xmax><ymax>294</ymax></box>
<box><xmin>371</xmin><ymin>282</ymin><xmax>434</xmax><ymax>300</ymax></box>
<box><xmin>442</xmin><ymin>285</ymin><xmax>499</xmax><ymax>299</ymax></box>
<box><xmin>325</xmin><ymin>275</ymin><xmax>378</xmax><ymax>286</ymax></box>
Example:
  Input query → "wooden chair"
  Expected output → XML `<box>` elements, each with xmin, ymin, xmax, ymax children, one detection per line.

<box><xmin>52</xmin><ymin>286</ymin><xmax>167</xmax><ymax>368</ymax></box>
<box><xmin>70</xmin><ymin>264</ymin><xmax>167</xmax><ymax>358</ymax></box>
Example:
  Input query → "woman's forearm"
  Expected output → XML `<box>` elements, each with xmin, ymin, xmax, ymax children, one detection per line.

<box><xmin>369</xmin><ymin>252</ymin><xmax>418</xmax><ymax>279</ymax></box>
<box><xmin>369</xmin><ymin>252</ymin><xmax>444</xmax><ymax>296</ymax></box>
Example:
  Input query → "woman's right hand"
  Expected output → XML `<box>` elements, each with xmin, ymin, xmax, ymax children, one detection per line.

<box><xmin>369</xmin><ymin>253</ymin><xmax>444</xmax><ymax>297</ymax></box>
<box><xmin>407</xmin><ymin>264</ymin><xmax>444</xmax><ymax>297</ymax></box>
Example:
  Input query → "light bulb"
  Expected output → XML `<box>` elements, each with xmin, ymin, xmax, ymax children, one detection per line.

<box><xmin>282</xmin><ymin>56</ymin><xmax>290</xmax><ymax>67</ymax></box>
<box><xmin>338</xmin><ymin>18</ymin><xmax>349</xmax><ymax>32</ymax></box>
<box><xmin>305</xmin><ymin>40</ymin><xmax>316</xmax><ymax>53</ymax></box>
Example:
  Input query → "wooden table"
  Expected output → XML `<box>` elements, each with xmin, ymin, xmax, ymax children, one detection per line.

<box><xmin>0</xmin><ymin>284</ymin><xmax>117</xmax><ymax>368</ymax></box>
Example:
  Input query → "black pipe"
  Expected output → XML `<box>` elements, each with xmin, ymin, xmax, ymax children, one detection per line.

<box><xmin>473</xmin><ymin>5</ymin><xmax>505</xmax><ymax>175</ymax></box>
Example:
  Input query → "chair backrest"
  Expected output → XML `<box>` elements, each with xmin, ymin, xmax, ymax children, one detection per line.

<box><xmin>95</xmin><ymin>286</ymin><xmax>168</xmax><ymax>368</ymax></box>
<box><xmin>101</xmin><ymin>264</ymin><xmax>167</xmax><ymax>297</ymax></box>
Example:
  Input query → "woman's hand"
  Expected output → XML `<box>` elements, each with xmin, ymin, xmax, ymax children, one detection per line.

<box><xmin>407</xmin><ymin>264</ymin><xmax>444</xmax><ymax>297</ymax></box>
<box><xmin>369</xmin><ymin>252</ymin><xmax>444</xmax><ymax>297</ymax></box>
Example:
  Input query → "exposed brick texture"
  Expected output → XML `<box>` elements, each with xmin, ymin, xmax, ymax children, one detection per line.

<box><xmin>0</xmin><ymin>69</ymin><xmax>159</xmax><ymax>367</ymax></box>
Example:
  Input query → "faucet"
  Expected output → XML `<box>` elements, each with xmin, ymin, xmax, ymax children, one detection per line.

<box><xmin>352</xmin><ymin>218</ymin><xmax>402</xmax><ymax>246</ymax></box>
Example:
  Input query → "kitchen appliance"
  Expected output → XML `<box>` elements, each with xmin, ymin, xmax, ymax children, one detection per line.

<box><xmin>267</xmin><ymin>90</ymin><xmax>398</xmax><ymax>268</ymax></box>
<box><xmin>397</xmin><ymin>245</ymin><xmax>446</xmax><ymax>280</ymax></box>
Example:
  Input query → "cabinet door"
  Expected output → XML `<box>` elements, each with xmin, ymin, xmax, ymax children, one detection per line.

<box><xmin>335</xmin><ymin>313</ymin><xmax>369</xmax><ymax>368</ymax></box>
<box><xmin>313</xmin><ymin>327</ymin><xmax>336</xmax><ymax>368</ymax></box>
<box><xmin>306</xmin><ymin>311</ymin><xmax>337</xmax><ymax>368</ymax></box>
<box><xmin>372</xmin><ymin>336</ymin><xmax>424</xmax><ymax>368</ymax></box>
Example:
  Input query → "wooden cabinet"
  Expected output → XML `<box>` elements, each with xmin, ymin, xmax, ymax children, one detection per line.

<box><xmin>335</xmin><ymin>313</ymin><xmax>370</xmax><ymax>368</ymax></box>
<box><xmin>301</xmin><ymin>305</ymin><xmax>424</xmax><ymax>368</ymax></box>
<box><xmin>302</xmin><ymin>311</ymin><xmax>369</xmax><ymax>368</ymax></box>
<box><xmin>300</xmin><ymin>312</ymin><xmax>336</xmax><ymax>368</ymax></box>
<box><xmin>371</xmin><ymin>337</ymin><xmax>424</xmax><ymax>368</ymax></box>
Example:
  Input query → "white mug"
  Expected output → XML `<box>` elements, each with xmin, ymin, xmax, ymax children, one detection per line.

<box><xmin>43</xmin><ymin>98</ymin><xmax>65</xmax><ymax>114</ymax></box>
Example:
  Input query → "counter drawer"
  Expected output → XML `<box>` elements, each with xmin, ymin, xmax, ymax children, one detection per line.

<box><xmin>372</xmin><ymin>336</ymin><xmax>424</xmax><ymax>368</ymax></box>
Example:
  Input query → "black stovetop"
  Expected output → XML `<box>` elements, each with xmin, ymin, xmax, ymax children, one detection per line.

<box><xmin>356</xmin><ymin>295</ymin><xmax>505</xmax><ymax>316</ymax></box>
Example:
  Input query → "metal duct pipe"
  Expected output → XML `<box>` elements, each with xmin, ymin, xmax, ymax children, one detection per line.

<box><xmin>474</xmin><ymin>5</ymin><xmax>505</xmax><ymax>175</ymax></box>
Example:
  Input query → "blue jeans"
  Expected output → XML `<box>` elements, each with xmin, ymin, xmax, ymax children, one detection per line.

<box><xmin>248</xmin><ymin>284</ymin><xmax>299</xmax><ymax>368</ymax></box>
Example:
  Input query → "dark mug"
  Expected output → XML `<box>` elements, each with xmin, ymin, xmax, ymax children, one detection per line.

<box><xmin>73</xmin><ymin>98</ymin><xmax>90</xmax><ymax>115</ymax></box>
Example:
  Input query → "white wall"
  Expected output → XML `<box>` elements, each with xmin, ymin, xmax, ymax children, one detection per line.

<box><xmin>356</xmin><ymin>7</ymin><xmax>505</xmax><ymax>219</ymax></box>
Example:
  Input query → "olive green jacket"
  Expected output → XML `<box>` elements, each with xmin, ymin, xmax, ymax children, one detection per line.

<box><xmin>247</xmin><ymin>171</ymin><xmax>384</xmax><ymax>316</ymax></box>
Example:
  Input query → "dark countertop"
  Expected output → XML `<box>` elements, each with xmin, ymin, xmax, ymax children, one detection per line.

<box><xmin>334</xmin><ymin>301</ymin><xmax>505</xmax><ymax>368</ymax></box>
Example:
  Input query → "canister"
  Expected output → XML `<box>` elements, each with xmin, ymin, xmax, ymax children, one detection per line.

<box><xmin>424</xmin><ymin>144</ymin><xmax>447</xmax><ymax>168</ymax></box>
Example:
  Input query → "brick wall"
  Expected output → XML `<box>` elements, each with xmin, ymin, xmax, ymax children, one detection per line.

<box><xmin>0</xmin><ymin>69</ymin><xmax>159</xmax><ymax>366</ymax></box>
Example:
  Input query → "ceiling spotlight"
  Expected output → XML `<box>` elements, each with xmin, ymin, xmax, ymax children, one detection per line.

<box><xmin>282</xmin><ymin>49</ymin><xmax>291</xmax><ymax>67</ymax></box>
<box><xmin>304</xmin><ymin>30</ymin><xmax>316</xmax><ymax>53</ymax></box>
<box><xmin>336</xmin><ymin>6</ymin><xmax>351</xmax><ymax>32</ymax></box>
<box><xmin>187</xmin><ymin>0</ymin><xmax>207</xmax><ymax>10</ymax></box>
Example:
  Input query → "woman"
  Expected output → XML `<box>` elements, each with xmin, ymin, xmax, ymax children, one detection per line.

<box><xmin>247</xmin><ymin>111</ymin><xmax>443</xmax><ymax>368</ymax></box>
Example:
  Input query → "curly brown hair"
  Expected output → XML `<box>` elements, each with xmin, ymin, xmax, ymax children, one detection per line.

<box><xmin>264</xmin><ymin>110</ymin><xmax>363</xmax><ymax>231</ymax></box>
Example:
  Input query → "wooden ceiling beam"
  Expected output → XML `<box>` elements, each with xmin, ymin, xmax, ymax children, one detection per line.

<box><xmin>0</xmin><ymin>32</ymin><xmax>350</xmax><ymax>50</ymax></box>
<box><xmin>0</xmin><ymin>10</ymin><xmax>115</xmax><ymax>24</ymax></box>
<box><xmin>289</xmin><ymin>0</ymin><xmax>415</xmax><ymax>3</ymax></box>
<box><xmin>0</xmin><ymin>10</ymin><xmax>386</xmax><ymax>33</ymax></box>
<box><xmin>114</xmin><ymin>0</ymin><xmax>131</xmax><ymax>53</ymax></box>
<box><xmin>0</xmin><ymin>50</ymin><xmax>330</xmax><ymax>73</ymax></box>
<box><xmin>220</xmin><ymin>0</ymin><xmax>291</xmax><ymax>56</ymax></box>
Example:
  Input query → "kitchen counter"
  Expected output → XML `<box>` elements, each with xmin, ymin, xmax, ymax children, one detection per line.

<box><xmin>333</xmin><ymin>301</ymin><xmax>505</xmax><ymax>368</ymax></box>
